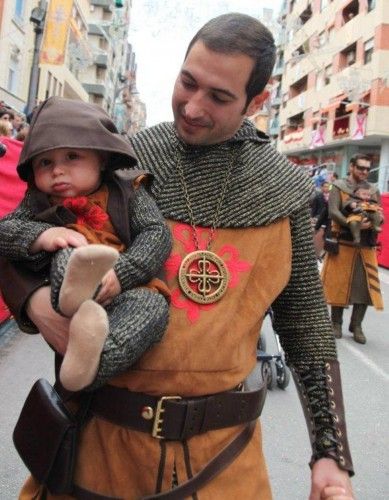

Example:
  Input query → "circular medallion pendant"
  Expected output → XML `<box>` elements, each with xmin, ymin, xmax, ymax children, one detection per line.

<box><xmin>178</xmin><ymin>250</ymin><xmax>229</xmax><ymax>304</ymax></box>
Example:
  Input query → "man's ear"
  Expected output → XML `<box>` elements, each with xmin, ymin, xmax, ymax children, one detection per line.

<box><xmin>244</xmin><ymin>89</ymin><xmax>270</xmax><ymax>117</ymax></box>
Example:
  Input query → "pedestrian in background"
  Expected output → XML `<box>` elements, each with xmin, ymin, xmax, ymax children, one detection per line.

<box><xmin>0</xmin><ymin>134</ymin><xmax>26</xmax><ymax>324</ymax></box>
<box><xmin>0</xmin><ymin>107</ymin><xmax>14</xmax><ymax>136</ymax></box>
<box><xmin>311</xmin><ymin>181</ymin><xmax>331</xmax><ymax>259</ymax></box>
<box><xmin>321</xmin><ymin>154</ymin><xmax>384</xmax><ymax>344</ymax></box>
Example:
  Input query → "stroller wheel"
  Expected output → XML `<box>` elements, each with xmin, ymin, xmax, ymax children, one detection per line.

<box><xmin>276</xmin><ymin>362</ymin><xmax>291</xmax><ymax>390</ymax></box>
<box><xmin>261</xmin><ymin>360</ymin><xmax>277</xmax><ymax>390</ymax></box>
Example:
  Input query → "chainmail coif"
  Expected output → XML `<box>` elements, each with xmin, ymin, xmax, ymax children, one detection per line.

<box><xmin>131</xmin><ymin>119</ymin><xmax>341</xmax><ymax>463</ymax></box>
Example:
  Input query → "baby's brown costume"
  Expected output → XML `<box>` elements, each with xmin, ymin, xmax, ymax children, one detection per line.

<box><xmin>0</xmin><ymin>97</ymin><xmax>172</xmax><ymax>389</ymax></box>
<box><xmin>342</xmin><ymin>196</ymin><xmax>382</xmax><ymax>244</ymax></box>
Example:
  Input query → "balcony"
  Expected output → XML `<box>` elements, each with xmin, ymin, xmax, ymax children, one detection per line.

<box><xmin>82</xmin><ymin>83</ymin><xmax>106</xmax><ymax>97</ymax></box>
<box><xmin>90</xmin><ymin>0</ymin><xmax>114</xmax><ymax>12</ymax></box>
<box><xmin>333</xmin><ymin>115</ymin><xmax>350</xmax><ymax>140</ymax></box>
<box><xmin>94</xmin><ymin>53</ymin><xmax>108</xmax><ymax>68</ymax></box>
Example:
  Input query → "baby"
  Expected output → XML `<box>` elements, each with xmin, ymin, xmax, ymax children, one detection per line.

<box><xmin>342</xmin><ymin>181</ymin><xmax>382</xmax><ymax>245</ymax></box>
<box><xmin>0</xmin><ymin>97</ymin><xmax>172</xmax><ymax>391</ymax></box>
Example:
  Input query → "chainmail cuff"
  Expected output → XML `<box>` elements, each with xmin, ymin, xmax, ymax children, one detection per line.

<box><xmin>290</xmin><ymin>359</ymin><xmax>354</xmax><ymax>476</ymax></box>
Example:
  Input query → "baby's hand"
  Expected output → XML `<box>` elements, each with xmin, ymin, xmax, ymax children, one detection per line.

<box><xmin>30</xmin><ymin>227</ymin><xmax>88</xmax><ymax>253</ymax></box>
<box><xmin>94</xmin><ymin>269</ymin><xmax>121</xmax><ymax>306</ymax></box>
<box><xmin>360</xmin><ymin>218</ymin><xmax>372</xmax><ymax>230</ymax></box>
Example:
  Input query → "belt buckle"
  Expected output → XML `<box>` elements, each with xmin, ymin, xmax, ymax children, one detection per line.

<box><xmin>152</xmin><ymin>395</ymin><xmax>182</xmax><ymax>439</ymax></box>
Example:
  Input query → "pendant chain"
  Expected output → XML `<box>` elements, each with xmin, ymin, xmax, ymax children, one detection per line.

<box><xmin>174</xmin><ymin>144</ymin><xmax>237</xmax><ymax>251</ymax></box>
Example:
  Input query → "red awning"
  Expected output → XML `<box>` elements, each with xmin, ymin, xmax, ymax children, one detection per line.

<box><xmin>320</xmin><ymin>94</ymin><xmax>348</xmax><ymax>114</ymax></box>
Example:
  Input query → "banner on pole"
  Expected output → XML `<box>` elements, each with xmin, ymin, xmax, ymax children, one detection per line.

<box><xmin>40</xmin><ymin>0</ymin><xmax>73</xmax><ymax>65</ymax></box>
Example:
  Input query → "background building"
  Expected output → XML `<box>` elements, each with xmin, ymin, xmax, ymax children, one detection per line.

<box><xmin>0</xmin><ymin>0</ymin><xmax>145</xmax><ymax>133</ymax></box>
<box><xmin>0</xmin><ymin>0</ymin><xmax>38</xmax><ymax>113</ymax></box>
<box><xmin>277</xmin><ymin>0</ymin><xmax>389</xmax><ymax>192</ymax></box>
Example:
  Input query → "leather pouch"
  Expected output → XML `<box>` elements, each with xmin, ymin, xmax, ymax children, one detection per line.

<box><xmin>324</xmin><ymin>237</ymin><xmax>339</xmax><ymax>255</ymax></box>
<box><xmin>13</xmin><ymin>379</ymin><xmax>78</xmax><ymax>495</ymax></box>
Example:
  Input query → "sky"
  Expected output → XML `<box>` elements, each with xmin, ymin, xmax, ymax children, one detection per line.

<box><xmin>129</xmin><ymin>0</ymin><xmax>283</xmax><ymax>126</ymax></box>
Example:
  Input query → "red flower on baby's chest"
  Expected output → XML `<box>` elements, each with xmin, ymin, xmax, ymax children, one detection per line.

<box><xmin>62</xmin><ymin>197</ymin><xmax>108</xmax><ymax>230</ymax></box>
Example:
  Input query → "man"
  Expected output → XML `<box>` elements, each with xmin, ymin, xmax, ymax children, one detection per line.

<box><xmin>321</xmin><ymin>154</ymin><xmax>384</xmax><ymax>344</ymax></box>
<box><xmin>1</xmin><ymin>13</ymin><xmax>353</xmax><ymax>500</ymax></box>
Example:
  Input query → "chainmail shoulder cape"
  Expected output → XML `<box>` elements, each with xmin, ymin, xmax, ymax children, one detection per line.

<box><xmin>131</xmin><ymin>121</ymin><xmax>351</xmax><ymax>470</ymax></box>
<box><xmin>130</xmin><ymin>119</ymin><xmax>314</xmax><ymax>227</ymax></box>
<box><xmin>333</xmin><ymin>178</ymin><xmax>379</xmax><ymax>196</ymax></box>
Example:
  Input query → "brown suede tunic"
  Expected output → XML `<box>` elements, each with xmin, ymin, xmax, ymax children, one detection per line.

<box><xmin>20</xmin><ymin>219</ymin><xmax>291</xmax><ymax>499</ymax></box>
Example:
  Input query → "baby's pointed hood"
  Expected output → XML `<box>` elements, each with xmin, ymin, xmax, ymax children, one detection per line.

<box><xmin>17</xmin><ymin>96</ymin><xmax>137</xmax><ymax>181</ymax></box>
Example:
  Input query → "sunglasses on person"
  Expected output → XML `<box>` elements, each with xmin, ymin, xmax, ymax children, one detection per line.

<box><xmin>355</xmin><ymin>164</ymin><xmax>371</xmax><ymax>172</ymax></box>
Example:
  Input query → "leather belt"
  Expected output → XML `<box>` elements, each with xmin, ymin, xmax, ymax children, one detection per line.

<box><xmin>89</xmin><ymin>383</ymin><xmax>267</xmax><ymax>440</ymax></box>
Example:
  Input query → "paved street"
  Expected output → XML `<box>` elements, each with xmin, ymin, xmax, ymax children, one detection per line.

<box><xmin>0</xmin><ymin>268</ymin><xmax>388</xmax><ymax>499</ymax></box>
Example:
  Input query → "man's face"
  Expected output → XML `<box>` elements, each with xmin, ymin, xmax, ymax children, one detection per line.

<box><xmin>349</xmin><ymin>158</ymin><xmax>371</xmax><ymax>183</ymax></box>
<box><xmin>172</xmin><ymin>41</ymin><xmax>256</xmax><ymax>145</ymax></box>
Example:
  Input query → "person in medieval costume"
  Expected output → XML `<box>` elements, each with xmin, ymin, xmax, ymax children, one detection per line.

<box><xmin>0</xmin><ymin>97</ymin><xmax>171</xmax><ymax>392</ymax></box>
<box><xmin>0</xmin><ymin>14</ymin><xmax>354</xmax><ymax>500</ymax></box>
<box><xmin>321</xmin><ymin>154</ymin><xmax>384</xmax><ymax>344</ymax></box>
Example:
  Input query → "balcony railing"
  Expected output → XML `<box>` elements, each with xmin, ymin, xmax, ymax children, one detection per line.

<box><xmin>333</xmin><ymin>115</ymin><xmax>350</xmax><ymax>139</ymax></box>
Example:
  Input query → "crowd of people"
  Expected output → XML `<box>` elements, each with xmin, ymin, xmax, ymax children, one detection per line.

<box><xmin>0</xmin><ymin>11</ymin><xmax>385</xmax><ymax>500</ymax></box>
<box><xmin>0</xmin><ymin>103</ymin><xmax>29</xmax><ymax>141</ymax></box>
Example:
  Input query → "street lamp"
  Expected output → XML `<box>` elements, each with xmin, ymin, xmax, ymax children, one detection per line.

<box><xmin>26</xmin><ymin>1</ymin><xmax>47</xmax><ymax>115</ymax></box>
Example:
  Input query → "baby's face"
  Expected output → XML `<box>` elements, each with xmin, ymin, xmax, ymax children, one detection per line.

<box><xmin>355</xmin><ymin>188</ymin><xmax>371</xmax><ymax>201</ymax></box>
<box><xmin>32</xmin><ymin>148</ymin><xmax>103</xmax><ymax>198</ymax></box>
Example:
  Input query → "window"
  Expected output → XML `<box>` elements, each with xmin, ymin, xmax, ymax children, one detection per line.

<box><xmin>299</xmin><ymin>5</ymin><xmax>312</xmax><ymax>26</ymax></box>
<box><xmin>328</xmin><ymin>26</ymin><xmax>335</xmax><ymax>43</ymax></box>
<box><xmin>52</xmin><ymin>77</ymin><xmax>58</xmax><ymax>96</ymax></box>
<box><xmin>367</xmin><ymin>0</ymin><xmax>376</xmax><ymax>12</ymax></box>
<box><xmin>340</xmin><ymin>42</ymin><xmax>357</xmax><ymax>69</ymax></box>
<box><xmin>7</xmin><ymin>49</ymin><xmax>20</xmax><ymax>94</ymax></box>
<box><xmin>14</xmin><ymin>0</ymin><xmax>25</xmax><ymax>21</ymax></box>
<box><xmin>364</xmin><ymin>39</ymin><xmax>374</xmax><ymax>64</ymax></box>
<box><xmin>333</xmin><ymin>103</ymin><xmax>351</xmax><ymax>139</ymax></box>
<box><xmin>314</xmin><ymin>31</ymin><xmax>328</xmax><ymax>50</ymax></box>
<box><xmin>324</xmin><ymin>65</ymin><xmax>332</xmax><ymax>85</ymax></box>
<box><xmin>45</xmin><ymin>71</ymin><xmax>52</xmax><ymax>99</ymax></box>
<box><xmin>342</xmin><ymin>0</ymin><xmax>359</xmax><ymax>24</ymax></box>
<box><xmin>316</xmin><ymin>70</ymin><xmax>324</xmax><ymax>91</ymax></box>
<box><xmin>8</xmin><ymin>68</ymin><xmax>16</xmax><ymax>94</ymax></box>
<box><xmin>96</xmin><ymin>67</ymin><xmax>105</xmax><ymax>83</ymax></box>
<box><xmin>290</xmin><ymin>75</ymin><xmax>308</xmax><ymax>98</ymax></box>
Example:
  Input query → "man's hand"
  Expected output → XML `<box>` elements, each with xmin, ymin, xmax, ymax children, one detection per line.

<box><xmin>94</xmin><ymin>269</ymin><xmax>121</xmax><ymax>307</ymax></box>
<box><xmin>26</xmin><ymin>286</ymin><xmax>69</xmax><ymax>354</ymax></box>
<box><xmin>30</xmin><ymin>227</ymin><xmax>88</xmax><ymax>253</ymax></box>
<box><xmin>309</xmin><ymin>458</ymin><xmax>354</xmax><ymax>500</ymax></box>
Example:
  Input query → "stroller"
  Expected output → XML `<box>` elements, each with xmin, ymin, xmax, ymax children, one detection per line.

<box><xmin>256</xmin><ymin>308</ymin><xmax>291</xmax><ymax>390</ymax></box>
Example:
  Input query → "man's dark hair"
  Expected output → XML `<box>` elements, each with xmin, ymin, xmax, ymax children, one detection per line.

<box><xmin>185</xmin><ymin>13</ymin><xmax>276</xmax><ymax>109</ymax></box>
<box><xmin>350</xmin><ymin>153</ymin><xmax>371</xmax><ymax>166</ymax></box>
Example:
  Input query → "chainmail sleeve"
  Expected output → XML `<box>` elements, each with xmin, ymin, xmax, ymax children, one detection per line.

<box><xmin>272</xmin><ymin>204</ymin><xmax>354</xmax><ymax>475</ymax></box>
<box><xmin>0</xmin><ymin>192</ymin><xmax>53</xmax><ymax>270</ymax></box>
<box><xmin>113</xmin><ymin>185</ymin><xmax>172</xmax><ymax>292</ymax></box>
